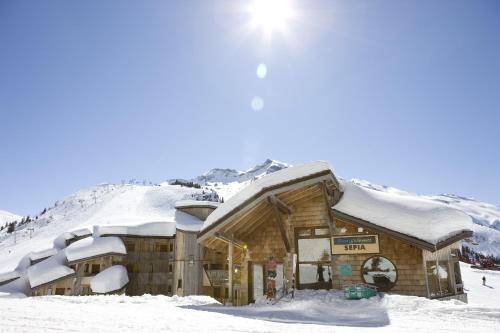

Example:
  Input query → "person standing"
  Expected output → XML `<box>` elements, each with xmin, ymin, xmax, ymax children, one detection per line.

<box><xmin>482</xmin><ymin>276</ymin><xmax>486</xmax><ymax>286</ymax></box>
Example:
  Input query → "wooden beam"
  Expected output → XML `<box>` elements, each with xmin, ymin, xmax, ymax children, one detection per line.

<box><xmin>214</xmin><ymin>232</ymin><xmax>246</xmax><ymax>250</ymax></box>
<box><xmin>268</xmin><ymin>198</ymin><xmax>291</xmax><ymax>253</ymax></box>
<box><xmin>268</xmin><ymin>195</ymin><xmax>293</xmax><ymax>214</ymax></box>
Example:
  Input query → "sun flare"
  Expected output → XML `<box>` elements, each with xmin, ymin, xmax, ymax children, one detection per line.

<box><xmin>248</xmin><ymin>0</ymin><xmax>295</xmax><ymax>38</ymax></box>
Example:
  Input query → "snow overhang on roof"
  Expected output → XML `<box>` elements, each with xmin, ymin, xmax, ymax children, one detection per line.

<box><xmin>175</xmin><ymin>200</ymin><xmax>221</xmax><ymax>210</ymax></box>
<box><xmin>90</xmin><ymin>265</ymin><xmax>129</xmax><ymax>294</ymax></box>
<box><xmin>27</xmin><ymin>252</ymin><xmax>75</xmax><ymax>289</ymax></box>
<box><xmin>199</xmin><ymin>161</ymin><xmax>338</xmax><ymax>238</ymax></box>
<box><xmin>64</xmin><ymin>236</ymin><xmax>126</xmax><ymax>263</ymax></box>
<box><xmin>0</xmin><ymin>271</ymin><xmax>21</xmax><ymax>285</ymax></box>
<box><xmin>332</xmin><ymin>181</ymin><xmax>473</xmax><ymax>251</ymax></box>
<box><xmin>29</xmin><ymin>248</ymin><xmax>58</xmax><ymax>262</ymax></box>
<box><xmin>93</xmin><ymin>221</ymin><xmax>177</xmax><ymax>238</ymax></box>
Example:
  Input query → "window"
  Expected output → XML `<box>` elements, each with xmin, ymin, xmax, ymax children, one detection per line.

<box><xmin>160</xmin><ymin>244</ymin><xmax>168</xmax><ymax>252</ymax></box>
<box><xmin>177</xmin><ymin>279</ymin><xmax>182</xmax><ymax>289</ymax></box>
<box><xmin>426</xmin><ymin>260</ymin><xmax>452</xmax><ymax>297</ymax></box>
<box><xmin>47</xmin><ymin>288</ymin><xmax>53</xmax><ymax>295</ymax></box>
<box><xmin>167</xmin><ymin>285</ymin><xmax>172</xmax><ymax>293</ymax></box>
<box><xmin>55</xmin><ymin>288</ymin><xmax>65</xmax><ymax>295</ymax></box>
<box><xmin>169</xmin><ymin>242</ymin><xmax>174</xmax><ymax>252</ymax></box>
<box><xmin>168</xmin><ymin>264</ymin><xmax>173</xmax><ymax>273</ymax></box>
<box><xmin>91</xmin><ymin>264</ymin><xmax>100</xmax><ymax>275</ymax></box>
<box><xmin>296</xmin><ymin>227</ymin><xmax>332</xmax><ymax>289</ymax></box>
<box><xmin>84</xmin><ymin>264</ymin><xmax>90</xmax><ymax>273</ymax></box>
<box><xmin>361</xmin><ymin>256</ymin><xmax>397</xmax><ymax>291</ymax></box>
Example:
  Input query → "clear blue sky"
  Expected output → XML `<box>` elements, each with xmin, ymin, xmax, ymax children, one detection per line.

<box><xmin>1</xmin><ymin>0</ymin><xmax>499</xmax><ymax>216</ymax></box>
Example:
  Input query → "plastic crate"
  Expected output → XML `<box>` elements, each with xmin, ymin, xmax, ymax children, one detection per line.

<box><xmin>343</xmin><ymin>284</ymin><xmax>377</xmax><ymax>300</ymax></box>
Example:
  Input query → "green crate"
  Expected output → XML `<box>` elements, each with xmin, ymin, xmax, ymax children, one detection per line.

<box><xmin>343</xmin><ymin>284</ymin><xmax>377</xmax><ymax>300</ymax></box>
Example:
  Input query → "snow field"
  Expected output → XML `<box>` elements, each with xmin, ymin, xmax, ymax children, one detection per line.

<box><xmin>0</xmin><ymin>263</ymin><xmax>499</xmax><ymax>333</ymax></box>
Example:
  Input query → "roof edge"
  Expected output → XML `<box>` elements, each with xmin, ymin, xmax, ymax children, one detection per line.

<box><xmin>199</xmin><ymin>169</ymin><xmax>337</xmax><ymax>239</ymax></box>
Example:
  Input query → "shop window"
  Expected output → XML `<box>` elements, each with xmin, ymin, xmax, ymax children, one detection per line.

<box><xmin>91</xmin><ymin>264</ymin><xmax>100</xmax><ymax>275</ymax></box>
<box><xmin>361</xmin><ymin>256</ymin><xmax>397</xmax><ymax>292</ymax></box>
<box><xmin>298</xmin><ymin>238</ymin><xmax>331</xmax><ymax>262</ymax></box>
<box><xmin>296</xmin><ymin>227</ymin><xmax>332</xmax><ymax>289</ymax></box>
<box><xmin>55</xmin><ymin>288</ymin><xmax>65</xmax><ymax>295</ymax></box>
<box><xmin>426</xmin><ymin>260</ymin><xmax>452</xmax><ymax>297</ymax></box>
<box><xmin>315</xmin><ymin>228</ymin><xmax>330</xmax><ymax>236</ymax></box>
<box><xmin>297</xmin><ymin>229</ymin><xmax>312</xmax><ymax>237</ymax></box>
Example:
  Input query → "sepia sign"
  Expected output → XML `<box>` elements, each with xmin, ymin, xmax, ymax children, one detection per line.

<box><xmin>331</xmin><ymin>235</ymin><xmax>380</xmax><ymax>255</ymax></box>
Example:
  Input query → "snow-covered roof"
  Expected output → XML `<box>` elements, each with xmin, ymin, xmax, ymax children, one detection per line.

<box><xmin>64</xmin><ymin>236</ymin><xmax>126</xmax><ymax>263</ymax></box>
<box><xmin>27</xmin><ymin>252</ymin><xmax>75</xmax><ymax>288</ymax></box>
<box><xmin>333</xmin><ymin>181</ymin><xmax>473</xmax><ymax>245</ymax></box>
<box><xmin>94</xmin><ymin>221</ymin><xmax>177</xmax><ymax>238</ymax></box>
<box><xmin>175</xmin><ymin>200</ymin><xmax>220</xmax><ymax>209</ymax></box>
<box><xmin>28</xmin><ymin>248</ymin><xmax>58</xmax><ymax>262</ymax></box>
<box><xmin>0</xmin><ymin>271</ymin><xmax>21</xmax><ymax>284</ymax></box>
<box><xmin>201</xmin><ymin>161</ymin><xmax>334</xmax><ymax>232</ymax></box>
<box><xmin>90</xmin><ymin>265</ymin><xmax>129</xmax><ymax>294</ymax></box>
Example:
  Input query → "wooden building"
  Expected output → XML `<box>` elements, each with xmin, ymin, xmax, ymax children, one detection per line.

<box><xmin>197</xmin><ymin>161</ymin><xmax>473</xmax><ymax>305</ymax></box>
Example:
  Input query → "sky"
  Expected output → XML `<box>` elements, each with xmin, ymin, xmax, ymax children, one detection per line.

<box><xmin>0</xmin><ymin>0</ymin><xmax>499</xmax><ymax>216</ymax></box>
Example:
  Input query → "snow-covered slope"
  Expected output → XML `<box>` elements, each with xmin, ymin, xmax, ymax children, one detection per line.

<box><xmin>0</xmin><ymin>210</ymin><xmax>22</xmax><ymax>226</ymax></box>
<box><xmin>0</xmin><ymin>183</ymin><xmax>205</xmax><ymax>274</ymax></box>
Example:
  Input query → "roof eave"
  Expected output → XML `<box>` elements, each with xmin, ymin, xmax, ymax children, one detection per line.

<box><xmin>198</xmin><ymin>169</ymin><xmax>337</xmax><ymax>241</ymax></box>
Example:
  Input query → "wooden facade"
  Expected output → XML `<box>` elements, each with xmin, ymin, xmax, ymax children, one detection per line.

<box><xmin>117</xmin><ymin>235</ymin><xmax>175</xmax><ymax>296</ymax></box>
<box><xmin>198</xmin><ymin>172</ymin><xmax>469</xmax><ymax>305</ymax></box>
<box><xmin>32</xmin><ymin>274</ymin><xmax>75</xmax><ymax>296</ymax></box>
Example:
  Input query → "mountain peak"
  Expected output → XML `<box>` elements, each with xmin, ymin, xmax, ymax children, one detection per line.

<box><xmin>195</xmin><ymin>159</ymin><xmax>290</xmax><ymax>185</ymax></box>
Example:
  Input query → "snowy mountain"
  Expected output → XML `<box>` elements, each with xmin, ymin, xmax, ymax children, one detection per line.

<box><xmin>0</xmin><ymin>210</ymin><xmax>22</xmax><ymax>226</ymax></box>
<box><xmin>195</xmin><ymin>158</ymin><xmax>290</xmax><ymax>185</ymax></box>
<box><xmin>0</xmin><ymin>159</ymin><xmax>499</xmax><ymax>276</ymax></box>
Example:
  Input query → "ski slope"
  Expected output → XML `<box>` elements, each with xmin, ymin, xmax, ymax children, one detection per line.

<box><xmin>0</xmin><ymin>263</ymin><xmax>498</xmax><ymax>332</ymax></box>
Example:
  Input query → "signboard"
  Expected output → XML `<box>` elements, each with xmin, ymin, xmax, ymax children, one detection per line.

<box><xmin>339</xmin><ymin>264</ymin><xmax>353</xmax><ymax>276</ymax></box>
<box><xmin>331</xmin><ymin>235</ymin><xmax>379</xmax><ymax>255</ymax></box>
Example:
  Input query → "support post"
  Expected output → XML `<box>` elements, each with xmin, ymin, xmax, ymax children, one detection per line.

<box><xmin>227</xmin><ymin>238</ymin><xmax>234</xmax><ymax>305</ymax></box>
<box><xmin>320</xmin><ymin>181</ymin><xmax>337</xmax><ymax>289</ymax></box>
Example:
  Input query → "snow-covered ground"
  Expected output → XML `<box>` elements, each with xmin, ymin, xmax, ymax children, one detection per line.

<box><xmin>0</xmin><ymin>263</ymin><xmax>498</xmax><ymax>332</ymax></box>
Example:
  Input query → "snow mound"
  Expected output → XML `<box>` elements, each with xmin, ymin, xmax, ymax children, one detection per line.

<box><xmin>202</xmin><ymin>161</ymin><xmax>332</xmax><ymax>231</ymax></box>
<box><xmin>65</xmin><ymin>236</ymin><xmax>126</xmax><ymax>263</ymax></box>
<box><xmin>27</xmin><ymin>252</ymin><xmax>74</xmax><ymax>288</ymax></box>
<box><xmin>334</xmin><ymin>181</ymin><xmax>472</xmax><ymax>245</ymax></box>
<box><xmin>90</xmin><ymin>265</ymin><xmax>128</xmax><ymax>294</ymax></box>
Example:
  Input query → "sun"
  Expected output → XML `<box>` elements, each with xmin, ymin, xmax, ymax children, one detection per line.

<box><xmin>247</xmin><ymin>0</ymin><xmax>295</xmax><ymax>39</ymax></box>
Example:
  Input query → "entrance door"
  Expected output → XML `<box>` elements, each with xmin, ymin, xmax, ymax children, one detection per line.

<box><xmin>296</xmin><ymin>227</ymin><xmax>332</xmax><ymax>290</ymax></box>
<box><xmin>250</xmin><ymin>262</ymin><xmax>284</xmax><ymax>302</ymax></box>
